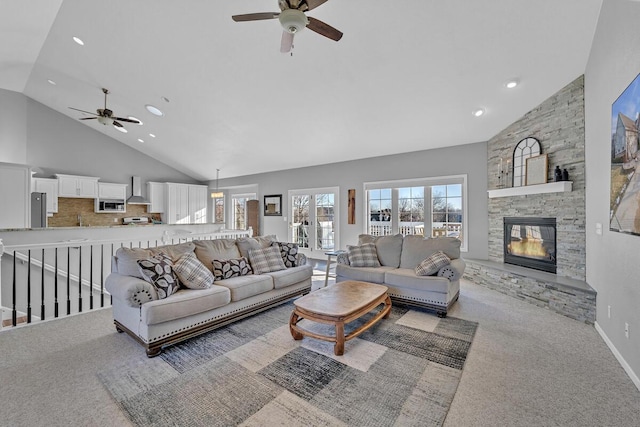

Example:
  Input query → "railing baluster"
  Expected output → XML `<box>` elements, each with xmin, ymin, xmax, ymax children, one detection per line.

<box><xmin>89</xmin><ymin>245</ymin><xmax>94</xmax><ymax>310</ymax></box>
<box><xmin>78</xmin><ymin>246</ymin><xmax>82</xmax><ymax>313</ymax></box>
<box><xmin>41</xmin><ymin>248</ymin><xmax>45</xmax><ymax>320</ymax></box>
<box><xmin>54</xmin><ymin>248</ymin><xmax>59</xmax><ymax>318</ymax></box>
<box><xmin>100</xmin><ymin>245</ymin><xmax>104</xmax><ymax>308</ymax></box>
<box><xmin>67</xmin><ymin>247</ymin><xmax>71</xmax><ymax>315</ymax></box>
<box><xmin>27</xmin><ymin>250</ymin><xmax>31</xmax><ymax>323</ymax></box>
<box><xmin>12</xmin><ymin>251</ymin><xmax>17</xmax><ymax>327</ymax></box>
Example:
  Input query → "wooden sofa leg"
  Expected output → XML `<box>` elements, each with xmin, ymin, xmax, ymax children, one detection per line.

<box><xmin>437</xmin><ymin>311</ymin><xmax>447</xmax><ymax>318</ymax></box>
<box><xmin>146</xmin><ymin>346</ymin><xmax>162</xmax><ymax>358</ymax></box>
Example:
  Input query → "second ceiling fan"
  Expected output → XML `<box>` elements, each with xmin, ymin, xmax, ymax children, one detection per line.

<box><xmin>232</xmin><ymin>0</ymin><xmax>343</xmax><ymax>53</ymax></box>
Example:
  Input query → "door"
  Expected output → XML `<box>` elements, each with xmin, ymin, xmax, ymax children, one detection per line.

<box><xmin>289</xmin><ymin>187</ymin><xmax>339</xmax><ymax>256</ymax></box>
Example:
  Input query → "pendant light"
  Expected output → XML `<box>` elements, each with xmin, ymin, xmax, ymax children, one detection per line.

<box><xmin>210</xmin><ymin>169</ymin><xmax>224</xmax><ymax>199</ymax></box>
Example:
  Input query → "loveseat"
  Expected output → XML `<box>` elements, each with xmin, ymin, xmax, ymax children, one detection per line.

<box><xmin>105</xmin><ymin>236</ymin><xmax>312</xmax><ymax>357</ymax></box>
<box><xmin>336</xmin><ymin>234</ymin><xmax>465</xmax><ymax>317</ymax></box>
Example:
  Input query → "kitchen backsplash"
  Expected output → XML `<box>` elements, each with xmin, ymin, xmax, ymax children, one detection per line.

<box><xmin>48</xmin><ymin>198</ymin><xmax>161</xmax><ymax>227</ymax></box>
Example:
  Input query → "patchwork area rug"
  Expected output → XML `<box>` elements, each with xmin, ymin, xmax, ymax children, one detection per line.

<box><xmin>98</xmin><ymin>302</ymin><xmax>477</xmax><ymax>427</ymax></box>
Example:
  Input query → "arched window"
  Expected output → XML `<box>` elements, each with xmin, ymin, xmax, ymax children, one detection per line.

<box><xmin>512</xmin><ymin>137</ymin><xmax>541</xmax><ymax>187</ymax></box>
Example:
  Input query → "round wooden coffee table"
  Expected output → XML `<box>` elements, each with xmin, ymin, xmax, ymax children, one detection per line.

<box><xmin>289</xmin><ymin>280</ymin><xmax>391</xmax><ymax>355</ymax></box>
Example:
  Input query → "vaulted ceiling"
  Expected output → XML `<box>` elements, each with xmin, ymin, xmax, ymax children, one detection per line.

<box><xmin>1</xmin><ymin>0</ymin><xmax>602</xmax><ymax>180</ymax></box>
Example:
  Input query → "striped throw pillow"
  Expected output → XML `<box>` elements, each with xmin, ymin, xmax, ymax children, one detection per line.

<box><xmin>415</xmin><ymin>251</ymin><xmax>451</xmax><ymax>276</ymax></box>
<box><xmin>347</xmin><ymin>243</ymin><xmax>381</xmax><ymax>267</ymax></box>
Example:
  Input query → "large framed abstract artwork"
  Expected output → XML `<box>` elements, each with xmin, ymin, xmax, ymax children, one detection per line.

<box><xmin>610</xmin><ymin>72</ymin><xmax>640</xmax><ymax>235</ymax></box>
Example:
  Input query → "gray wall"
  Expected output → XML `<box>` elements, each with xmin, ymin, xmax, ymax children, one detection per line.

<box><xmin>585</xmin><ymin>0</ymin><xmax>640</xmax><ymax>385</ymax></box>
<box><xmin>0</xmin><ymin>89</ymin><xmax>200</xmax><ymax>191</ymax></box>
<box><xmin>215</xmin><ymin>142</ymin><xmax>489</xmax><ymax>260</ymax></box>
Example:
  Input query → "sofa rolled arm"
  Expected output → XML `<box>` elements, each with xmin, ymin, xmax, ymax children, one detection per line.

<box><xmin>336</xmin><ymin>252</ymin><xmax>349</xmax><ymax>265</ymax></box>
<box><xmin>105</xmin><ymin>273</ymin><xmax>158</xmax><ymax>307</ymax></box>
<box><xmin>437</xmin><ymin>258</ymin><xmax>466</xmax><ymax>281</ymax></box>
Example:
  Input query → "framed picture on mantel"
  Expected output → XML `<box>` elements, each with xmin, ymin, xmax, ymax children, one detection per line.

<box><xmin>264</xmin><ymin>194</ymin><xmax>282</xmax><ymax>216</ymax></box>
<box><xmin>525</xmin><ymin>154</ymin><xmax>548</xmax><ymax>186</ymax></box>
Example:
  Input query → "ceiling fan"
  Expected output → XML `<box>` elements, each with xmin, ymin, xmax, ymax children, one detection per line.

<box><xmin>232</xmin><ymin>0</ymin><xmax>342</xmax><ymax>53</ymax></box>
<box><xmin>69</xmin><ymin>88</ymin><xmax>141</xmax><ymax>129</ymax></box>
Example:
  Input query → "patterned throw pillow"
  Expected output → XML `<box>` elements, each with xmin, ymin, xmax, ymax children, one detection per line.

<box><xmin>415</xmin><ymin>251</ymin><xmax>451</xmax><ymax>276</ymax></box>
<box><xmin>137</xmin><ymin>253</ymin><xmax>180</xmax><ymax>299</ymax></box>
<box><xmin>173</xmin><ymin>252</ymin><xmax>214</xmax><ymax>289</ymax></box>
<box><xmin>212</xmin><ymin>257</ymin><xmax>253</xmax><ymax>281</ymax></box>
<box><xmin>249</xmin><ymin>246</ymin><xmax>287</xmax><ymax>274</ymax></box>
<box><xmin>347</xmin><ymin>243</ymin><xmax>381</xmax><ymax>268</ymax></box>
<box><xmin>274</xmin><ymin>242</ymin><xmax>299</xmax><ymax>268</ymax></box>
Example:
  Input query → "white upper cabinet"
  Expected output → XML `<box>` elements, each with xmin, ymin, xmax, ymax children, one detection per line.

<box><xmin>146</xmin><ymin>182</ymin><xmax>165</xmax><ymax>213</ymax></box>
<box><xmin>98</xmin><ymin>182</ymin><xmax>127</xmax><ymax>200</ymax></box>
<box><xmin>163</xmin><ymin>183</ymin><xmax>208</xmax><ymax>224</ymax></box>
<box><xmin>31</xmin><ymin>177</ymin><xmax>58</xmax><ymax>214</ymax></box>
<box><xmin>56</xmin><ymin>174</ymin><xmax>99</xmax><ymax>198</ymax></box>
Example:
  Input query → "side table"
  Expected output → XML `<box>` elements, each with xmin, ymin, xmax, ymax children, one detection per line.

<box><xmin>323</xmin><ymin>250</ymin><xmax>345</xmax><ymax>287</ymax></box>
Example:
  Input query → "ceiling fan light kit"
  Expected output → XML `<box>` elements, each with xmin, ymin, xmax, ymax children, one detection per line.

<box><xmin>69</xmin><ymin>87</ymin><xmax>141</xmax><ymax>130</ymax></box>
<box><xmin>279</xmin><ymin>9</ymin><xmax>308</xmax><ymax>33</ymax></box>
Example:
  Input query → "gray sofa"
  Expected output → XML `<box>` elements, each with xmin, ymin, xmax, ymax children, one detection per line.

<box><xmin>105</xmin><ymin>236</ymin><xmax>312</xmax><ymax>357</ymax></box>
<box><xmin>336</xmin><ymin>234</ymin><xmax>465</xmax><ymax>317</ymax></box>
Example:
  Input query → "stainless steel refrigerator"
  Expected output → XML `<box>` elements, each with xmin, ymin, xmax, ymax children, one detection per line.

<box><xmin>31</xmin><ymin>192</ymin><xmax>47</xmax><ymax>228</ymax></box>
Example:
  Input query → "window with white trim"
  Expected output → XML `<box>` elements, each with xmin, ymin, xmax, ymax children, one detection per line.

<box><xmin>231</xmin><ymin>193</ymin><xmax>256</xmax><ymax>230</ymax></box>
<box><xmin>365</xmin><ymin>175</ymin><xmax>467</xmax><ymax>251</ymax></box>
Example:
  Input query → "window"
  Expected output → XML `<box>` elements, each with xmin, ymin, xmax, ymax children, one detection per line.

<box><xmin>431</xmin><ymin>184</ymin><xmax>462</xmax><ymax>239</ymax></box>
<box><xmin>213</xmin><ymin>196</ymin><xmax>224</xmax><ymax>223</ymax></box>
<box><xmin>365</xmin><ymin>175</ymin><xmax>467</xmax><ymax>251</ymax></box>
<box><xmin>289</xmin><ymin>187</ymin><xmax>339</xmax><ymax>255</ymax></box>
<box><xmin>231</xmin><ymin>193</ymin><xmax>256</xmax><ymax>230</ymax></box>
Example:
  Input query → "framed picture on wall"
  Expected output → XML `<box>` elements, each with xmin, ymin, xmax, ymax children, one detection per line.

<box><xmin>525</xmin><ymin>154</ymin><xmax>548</xmax><ymax>185</ymax></box>
<box><xmin>610</xmin><ymin>71</ymin><xmax>640</xmax><ymax>235</ymax></box>
<box><xmin>264</xmin><ymin>194</ymin><xmax>282</xmax><ymax>216</ymax></box>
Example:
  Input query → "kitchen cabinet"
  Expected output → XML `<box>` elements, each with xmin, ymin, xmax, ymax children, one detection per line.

<box><xmin>163</xmin><ymin>183</ymin><xmax>208</xmax><ymax>224</ymax></box>
<box><xmin>55</xmin><ymin>174</ymin><xmax>99</xmax><ymax>198</ymax></box>
<box><xmin>98</xmin><ymin>182</ymin><xmax>127</xmax><ymax>200</ymax></box>
<box><xmin>0</xmin><ymin>163</ymin><xmax>30</xmax><ymax>228</ymax></box>
<box><xmin>146</xmin><ymin>182</ymin><xmax>165</xmax><ymax>213</ymax></box>
<box><xmin>31</xmin><ymin>177</ymin><xmax>58</xmax><ymax>214</ymax></box>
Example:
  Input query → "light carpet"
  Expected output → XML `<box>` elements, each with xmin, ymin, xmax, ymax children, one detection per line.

<box><xmin>97</xmin><ymin>302</ymin><xmax>477</xmax><ymax>427</ymax></box>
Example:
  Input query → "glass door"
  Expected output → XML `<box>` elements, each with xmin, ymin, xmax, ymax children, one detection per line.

<box><xmin>289</xmin><ymin>187</ymin><xmax>339</xmax><ymax>256</ymax></box>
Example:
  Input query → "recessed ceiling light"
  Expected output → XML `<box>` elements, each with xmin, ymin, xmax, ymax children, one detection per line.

<box><xmin>149</xmin><ymin>133</ymin><xmax>156</xmax><ymax>138</ymax></box>
<box><xmin>161</xmin><ymin>96</ymin><xmax>170</xmax><ymax>103</ymax></box>
<box><xmin>145</xmin><ymin>104</ymin><xmax>164</xmax><ymax>117</ymax></box>
<box><xmin>138</xmin><ymin>138</ymin><xmax>145</xmax><ymax>143</ymax></box>
<box><xmin>128</xmin><ymin>116</ymin><xmax>143</xmax><ymax>125</ymax></box>
<box><xmin>505</xmin><ymin>79</ymin><xmax>519</xmax><ymax>89</ymax></box>
<box><xmin>115</xmin><ymin>126</ymin><xmax>128</xmax><ymax>133</ymax></box>
<box><xmin>72</xmin><ymin>36</ymin><xmax>84</xmax><ymax>46</ymax></box>
<box><xmin>473</xmin><ymin>108</ymin><xmax>485</xmax><ymax>117</ymax></box>
<box><xmin>47</xmin><ymin>79</ymin><xmax>56</xmax><ymax>85</ymax></box>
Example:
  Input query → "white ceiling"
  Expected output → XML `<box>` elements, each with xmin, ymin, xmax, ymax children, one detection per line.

<box><xmin>2</xmin><ymin>0</ymin><xmax>602</xmax><ymax>181</ymax></box>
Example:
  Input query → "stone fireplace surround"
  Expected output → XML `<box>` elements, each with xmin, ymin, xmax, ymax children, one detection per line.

<box><xmin>463</xmin><ymin>76</ymin><xmax>596</xmax><ymax>324</ymax></box>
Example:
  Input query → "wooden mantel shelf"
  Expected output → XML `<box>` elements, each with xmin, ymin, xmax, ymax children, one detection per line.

<box><xmin>488</xmin><ymin>181</ymin><xmax>573</xmax><ymax>198</ymax></box>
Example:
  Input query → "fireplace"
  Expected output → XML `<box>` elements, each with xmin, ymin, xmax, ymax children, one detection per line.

<box><xmin>504</xmin><ymin>217</ymin><xmax>556</xmax><ymax>273</ymax></box>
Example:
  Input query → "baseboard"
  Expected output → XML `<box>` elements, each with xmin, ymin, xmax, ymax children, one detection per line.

<box><xmin>595</xmin><ymin>321</ymin><xmax>640</xmax><ymax>392</ymax></box>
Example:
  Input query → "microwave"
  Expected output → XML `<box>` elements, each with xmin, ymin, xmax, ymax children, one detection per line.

<box><xmin>97</xmin><ymin>199</ymin><xmax>126</xmax><ymax>212</ymax></box>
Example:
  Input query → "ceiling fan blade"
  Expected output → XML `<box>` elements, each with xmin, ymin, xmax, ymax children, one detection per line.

<box><xmin>304</xmin><ymin>0</ymin><xmax>329</xmax><ymax>11</ymax></box>
<box><xmin>280</xmin><ymin>31</ymin><xmax>294</xmax><ymax>53</ymax></box>
<box><xmin>112</xmin><ymin>121</ymin><xmax>123</xmax><ymax>128</ymax></box>
<box><xmin>112</xmin><ymin>116</ymin><xmax>141</xmax><ymax>124</ymax></box>
<box><xmin>232</xmin><ymin>12</ymin><xmax>279</xmax><ymax>22</ymax></box>
<box><xmin>79</xmin><ymin>117</ymin><xmax>97</xmax><ymax>121</ymax></box>
<box><xmin>69</xmin><ymin>107</ymin><xmax>98</xmax><ymax>116</ymax></box>
<box><xmin>307</xmin><ymin>16</ymin><xmax>343</xmax><ymax>41</ymax></box>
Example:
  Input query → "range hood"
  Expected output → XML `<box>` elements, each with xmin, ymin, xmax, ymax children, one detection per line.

<box><xmin>127</xmin><ymin>176</ymin><xmax>150</xmax><ymax>205</ymax></box>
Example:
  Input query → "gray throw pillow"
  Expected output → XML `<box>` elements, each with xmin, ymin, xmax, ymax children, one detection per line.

<box><xmin>415</xmin><ymin>251</ymin><xmax>451</xmax><ymax>276</ymax></box>
<box><xmin>347</xmin><ymin>243</ymin><xmax>381</xmax><ymax>268</ymax></box>
<box><xmin>249</xmin><ymin>246</ymin><xmax>287</xmax><ymax>274</ymax></box>
<box><xmin>173</xmin><ymin>252</ymin><xmax>214</xmax><ymax>289</ymax></box>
